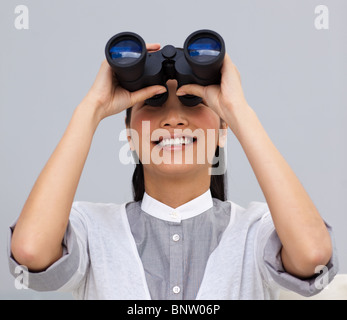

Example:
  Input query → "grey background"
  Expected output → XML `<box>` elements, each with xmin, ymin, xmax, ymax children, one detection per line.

<box><xmin>0</xmin><ymin>0</ymin><xmax>346</xmax><ymax>299</ymax></box>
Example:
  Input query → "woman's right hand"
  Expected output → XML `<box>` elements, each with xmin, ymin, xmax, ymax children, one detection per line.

<box><xmin>84</xmin><ymin>43</ymin><xmax>167</xmax><ymax>121</ymax></box>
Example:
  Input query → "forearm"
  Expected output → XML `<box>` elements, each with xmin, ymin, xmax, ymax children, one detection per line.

<box><xmin>11</xmin><ymin>98</ymin><xmax>101</xmax><ymax>271</ymax></box>
<box><xmin>10</xmin><ymin>55</ymin><xmax>164</xmax><ymax>271</ymax></box>
<box><xmin>227</xmin><ymin>104</ymin><xmax>332</xmax><ymax>277</ymax></box>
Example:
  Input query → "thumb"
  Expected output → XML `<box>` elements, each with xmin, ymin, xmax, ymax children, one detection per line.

<box><xmin>176</xmin><ymin>84</ymin><xmax>206</xmax><ymax>99</ymax></box>
<box><xmin>129</xmin><ymin>85</ymin><xmax>167</xmax><ymax>106</ymax></box>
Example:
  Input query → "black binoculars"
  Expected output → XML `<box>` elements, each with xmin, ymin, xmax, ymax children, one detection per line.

<box><xmin>105</xmin><ymin>30</ymin><xmax>225</xmax><ymax>106</ymax></box>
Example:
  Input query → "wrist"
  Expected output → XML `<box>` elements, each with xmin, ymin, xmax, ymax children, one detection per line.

<box><xmin>75</xmin><ymin>97</ymin><xmax>104</xmax><ymax>130</ymax></box>
<box><xmin>224</xmin><ymin>102</ymin><xmax>256</xmax><ymax>135</ymax></box>
<box><xmin>231</xmin><ymin>105</ymin><xmax>268</xmax><ymax>149</ymax></box>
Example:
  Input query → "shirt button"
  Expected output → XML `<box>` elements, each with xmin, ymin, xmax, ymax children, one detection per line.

<box><xmin>172</xmin><ymin>234</ymin><xmax>180</xmax><ymax>242</ymax></box>
<box><xmin>172</xmin><ymin>286</ymin><xmax>181</xmax><ymax>294</ymax></box>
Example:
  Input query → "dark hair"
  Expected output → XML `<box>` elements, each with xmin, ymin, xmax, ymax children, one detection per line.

<box><xmin>125</xmin><ymin>108</ymin><xmax>227</xmax><ymax>201</ymax></box>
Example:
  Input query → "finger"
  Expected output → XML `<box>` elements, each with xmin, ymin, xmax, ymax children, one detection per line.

<box><xmin>234</xmin><ymin>65</ymin><xmax>241</xmax><ymax>82</ymax></box>
<box><xmin>222</xmin><ymin>54</ymin><xmax>241</xmax><ymax>81</ymax></box>
<box><xmin>221</xmin><ymin>54</ymin><xmax>234</xmax><ymax>75</ymax></box>
<box><xmin>176</xmin><ymin>84</ymin><xmax>206</xmax><ymax>99</ymax></box>
<box><xmin>146</xmin><ymin>43</ymin><xmax>161</xmax><ymax>52</ymax></box>
<box><xmin>92</xmin><ymin>59</ymin><xmax>113</xmax><ymax>88</ymax></box>
<box><xmin>129</xmin><ymin>85</ymin><xmax>167</xmax><ymax>106</ymax></box>
<box><xmin>98</xmin><ymin>59</ymin><xmax>112</xmax><ymax>75</ymax></box>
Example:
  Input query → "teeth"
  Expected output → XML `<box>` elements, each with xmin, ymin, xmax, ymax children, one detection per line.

<box><xmin>158</xmin><ymin>137</ymin><xmax>193</xmax><ymax>147</ymax></box>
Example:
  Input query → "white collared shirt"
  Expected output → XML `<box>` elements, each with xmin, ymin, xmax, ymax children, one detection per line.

<box><xmin>126</xmin><ymin>190</ymin><xmax>232</xmax><ymax>299</ymax></box>
<box><xmin>141</xmin><ymin>189</ymin><xmax>214</xmax><ymax>223</ymax></box>
<box><xmin>8</xmin><ymin>191</ymin><xmax>339</xmax><ymax>299</ymax></box>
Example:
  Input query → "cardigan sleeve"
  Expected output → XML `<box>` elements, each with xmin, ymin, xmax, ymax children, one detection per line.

<box><xmin>7</xmin><ymin>203</ymin><xmax>89</xmax><ymax>292</ymax></box>
<box><xmin>256</xmin><ymin>211</ymin><xmax>339</xmax><ymax>297</ymax></box>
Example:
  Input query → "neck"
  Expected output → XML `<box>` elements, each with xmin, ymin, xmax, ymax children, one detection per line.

<box><xmin>143</xmin><ymin>168</ymin><xmax>211</xmax><ymax>208</ymax></box>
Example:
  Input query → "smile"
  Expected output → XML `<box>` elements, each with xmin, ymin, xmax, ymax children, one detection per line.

<box><xmin>158</xmin><ymin>136</ymin><xmax>194</xmax><ymax>147</ymax></box>
<box><xmin>153</xmin><ymin>135</ymin><xmax>197</xmax><ymax>149</ymax></box>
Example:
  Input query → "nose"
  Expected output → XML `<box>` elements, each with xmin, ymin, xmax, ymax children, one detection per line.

<box><xmin>159</xmin><ymin>79</ymin><xmax>189</xmax><ymax>128</ymax></box>
<box><xmin>159</xmin><ymin>105</ymin><xmax>189</xmax><ymax>128</ymax></box>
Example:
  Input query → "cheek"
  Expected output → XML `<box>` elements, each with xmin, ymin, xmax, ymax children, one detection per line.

<box><xmin>193</xmin><ymin>109</ymin><xmax>220</xmax><ymax>143</ymax></box>
<box><xmin>130</xmin><ymin>107</ymin><xmax>161</xmax><ymax>133</ymax></box>
<box><xmin>192</xmin><ymin>107</ymin><xmax>220</xmax><ymax>129</ymax></box>
<box><xmin>194</xmin><ymin>109</ymin><xmax>221</xmax><ymax>159</ymax></box>
<box><xmin>130</xmin><ymin>109</ymin><xmax>150</xmax><ymax>140</ymax></box>
<box><xmin>129</xmin><ymin>111</ymin><xmax>158</xmax><ymax>161</ymax></box>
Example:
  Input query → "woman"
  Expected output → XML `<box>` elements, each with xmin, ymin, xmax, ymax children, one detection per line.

<box><xmin>9</xmin><ymin>43</ymin><xmax>338</xmax><ymax>299</ymax></box>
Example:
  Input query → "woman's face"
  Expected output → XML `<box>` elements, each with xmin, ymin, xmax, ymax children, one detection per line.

<box><xmin>127</xmin><ymin>80</ymin><xmax>225</xmax><ymax>178</ymax></box>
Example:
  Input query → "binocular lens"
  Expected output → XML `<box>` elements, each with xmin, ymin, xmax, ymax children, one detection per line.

<box><xmin>109</xmin><ymin>39</ymin><xmax>143</xmax><ymax>65</ymax></box>
<box><xmin>187</xmin><ymin>37</ymin><xmax>221</xmax><ymax>63</ymax></box>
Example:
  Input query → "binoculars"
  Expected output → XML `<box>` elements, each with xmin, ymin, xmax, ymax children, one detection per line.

<box><xmin>105</xmin><ymin>30</ymin><xmax>225</xmax><ymax>106</ymax></box>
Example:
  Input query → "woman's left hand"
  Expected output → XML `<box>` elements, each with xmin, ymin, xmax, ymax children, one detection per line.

<box><xmin>176</xmin><ymin>54</ymin><xmax>248</xmax><ymax>128</ymax></box>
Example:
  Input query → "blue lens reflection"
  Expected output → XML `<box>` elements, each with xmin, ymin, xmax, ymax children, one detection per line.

<box><xmin>188</xmin><ymin>37</ymin><xmax>221</xmax><ymax>62</ymax></box>
<box><xmin>109</xmin><ymin>39</ymin><xmax>142</xmax><ymax>64</ymax></box>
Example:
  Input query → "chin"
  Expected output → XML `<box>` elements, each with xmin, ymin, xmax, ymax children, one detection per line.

<box><xmin>150</xmin><ymin>162</ymin><xmax>209</xmax><ymax>179</ymax></box>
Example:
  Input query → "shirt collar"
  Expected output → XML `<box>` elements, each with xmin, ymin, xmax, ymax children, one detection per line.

<box><xmin>141</xmin><ymin>189</ymin><xmax>213</xmax><ymax>223</ymax></box>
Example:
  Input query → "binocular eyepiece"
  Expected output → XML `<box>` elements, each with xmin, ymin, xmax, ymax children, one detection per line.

<box><xmin>105</xmin><ymin>30</ymin><xmax>225</xmax><ymax>106</ymax></box>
